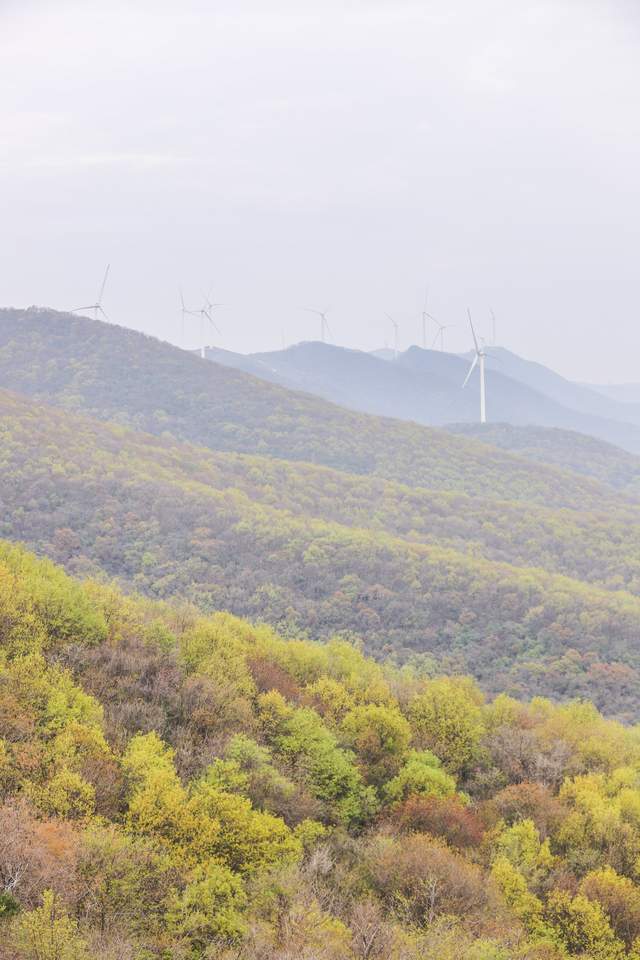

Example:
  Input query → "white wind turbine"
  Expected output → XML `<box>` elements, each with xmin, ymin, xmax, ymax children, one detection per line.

<box><xmin>386</xmin><ymin>313</ymin><xmax>399</xmax><ymax>359</ymax></box>
<box><xmin>72</xmin><ymin>264</ymin><xmax>111</xmax><ymax>321</ymax></box>
<box><xmin>421</xmin><ymin>287</ymin><xmax>433</xmax><ymax>349</ymax></box>
<box><xmin>462</xmin><ymin>310</ymin><xmax>487</xmax><ymax>424</ymax></box>
<box><xmin>303</xmin><ymin>307</ymin><xmax>332</xmax><ymax>343</ymax></box>
<box><xmin>431</xmin><ymin>319</ymin><xmax>454</xmax><ymax>352</ymax></box>
<box><xmin>422</xmin><ymin>287</ymin><xmax>440</xmax><ymax>350</ymax></box>
<box><xmin>196</xmin><ymin>294</ymin><xmax>224</xmax><ymax>359</ymax></box>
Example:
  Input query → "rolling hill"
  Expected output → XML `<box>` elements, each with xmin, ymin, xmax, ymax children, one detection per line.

<box><xmin>4</xmin><ymin>387</ymin><xmax>640</xmax><ymax>716</ymax></box>
<box><xmin>5</xmin><ymin>540</ymin><xmax>640</xmax><ymax>958</ymax></box>
<box><xmin>211</xmin><ymin>339</ymin><xmax>640</xmax><ymax>454</ymax></box>
<box><xmin>447</xmin><ymin>423</ymin><xmax>640</xmax><ymax>496</ymax></box>
<box><xmin>0</xmin><ymin>306</ymin><xmax>625</xmax><ymax>506</ymax></box>
<box><xmin>479</xmin><ymin>347</ymin><xmax>640</xmax><ymax>425</ymax></box>
<box><xmin>5</xmin><ymin>309</ymin><xmax>640</xmax><ymax>716</ymax></box>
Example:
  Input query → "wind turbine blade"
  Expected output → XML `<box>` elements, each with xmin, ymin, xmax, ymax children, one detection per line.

<box><xmin>206</xmin><ymin>313</ymin><xmax>222</xmax><ymax>334</ymax></box>
<box><xmin>180</xmin><ymin>288</ymin><xmax>186</xmax><ymax>311</ymax></box>
<box><xmin>467</xmin><ymin>309</ymin><xmax>480</xmax><ymax>353</ymax></box>
<box><xmin>302</xmin><ymin>307</ymin><xmax>321</xmax><ymax>316</ymax></box>
<box><xmin>98</xmin><ymin>306</ymin><xmax>110</xmax><ymax>321</ymax></box>
<box><xmin>431</xmin><ymin>331</ymin><xmax>440</xmax><ymax>348</ymax></box>
<box><xmin>98</xmin><ymin>264</ymin><xmax>110</xmax><ymax>304</ymax></box>
<box><xmin>462</xmin><ymin>354</ymin><xmax>478</xmax><ymax>388</ymax></box>
<box><xmin>71</xmin><ymin>305</ymin><xmax>94</xmax><ymax>313</ymax></box>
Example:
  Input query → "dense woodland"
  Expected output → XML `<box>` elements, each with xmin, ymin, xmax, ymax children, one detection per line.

<box><xmin>0</xmin><ymin>308</ymin><xmax>622</xmax><ymax>506</ymax></box>
<box><xmin>448</xmin><ymin>425</ymin><xmax>640</xmax><ymax>496</ymax></box>
<box><xmin>4</xmin><ymin>310</ymin><xmax>640</xmax><ymax>957</ymax></box>
<box><xmin>3</xmin><ymin>389</ymin><xmax>640</xmax><ymax>714</ymax></box>
<box><xmin>5</xmin><ymin>542</ymin><xmax>640</xmax><ymax>958</ymax></box>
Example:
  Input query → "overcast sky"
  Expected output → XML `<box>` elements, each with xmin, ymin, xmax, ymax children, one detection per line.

<box><xmin>2</xmin><ymin>0</ymin><xmax>639</xmax><ymax>381</ymax></box>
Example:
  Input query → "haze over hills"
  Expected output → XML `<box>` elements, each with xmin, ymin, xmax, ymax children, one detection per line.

<box><xmin>5</xmin><ymin>307</ymin><xmax>640</xmax><ymax>718</ymax></box>
<box><xmin>586</xmin><ymin>382</ymin><xmax>640</xmax><ymax>404</ymax></box>
<box><xmin>4</xmin><ymin>386</ymin><xmax>640</xmax><ymax>717</ymax></box>
<box><xmin>6</xmin><ymin>3</ymin><xmax>640</xmax><ymax>956</ymax></box>
<box><xmin>0</xmin><ymin>306</ymin><xmax>619</xmax><ymax>506</ymax></box>
<box><xmin>3</xmin><ymin>315</ymin><xmax>639</xmax><ymax>950</ymax></box>
<box><xmin>477</xmin><ymin>347</ymin><xmax>640</xmax><ymax>425</ymax></box>
<box><xmin>208</xmin><ymin>339</ymin><xmax>640</xmax><ymax>454</ymax></box>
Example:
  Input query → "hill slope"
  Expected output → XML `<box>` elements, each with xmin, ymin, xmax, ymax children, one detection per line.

<box><xmin>448</xmin><ymin>423</ymin><xmax>640</xmax><ymax>496</ymax></box>
<box><xmin>586</xmin><ymin>381</ymin><xmax>640</xmax><ymax>403</ymax></box>
<box><xmin>4</xmin><ymin>389</ymin><xmax>640</xmax><ymax>715</ymax></box>
<box><xmin>480</xmin><ymin>346</ymin><xmax>640</xmax><ymax>425</ymax></box>
<box><xmin>0</xmin><ymin>307</ymin><xmax>624</xmax><ymax>506</ymax></box>
<box><xmin>5</xmin><ymin>541</ymin><xmax>640</xmax><ymax>958</ymax></box>
<box><xmin>216</xmin><ymin>339</ymin><xmax>640</xmax><ymax>453</ymax></box>
<box><xmin>399</xmin><ymin>346</ymin><xmax>640</xmax><ymax>453</ymax></box>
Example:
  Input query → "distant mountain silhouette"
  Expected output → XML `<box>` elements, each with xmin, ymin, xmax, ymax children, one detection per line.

<box><xmin>583</xmin><ymin>382</ymin><xmax>640</xmax><ymax>404</ymax></box>
<box><xmin>476</xmin><ymin>347</ymin><xmax>640</xmax><ymax>425</ymax></box>
<box><xmin>3</xmin><ymin>307</ymin><xmax>603</xmax><ymax>505</ymax></box>
<box><xmin>369</xmin><ymin>347</ymin><xmax>396</xmax><ymax>361</ymax></box>
<box><xmin>249</xmin><ymin>341</ymin><xmax>456</xmax><ymax>421</ymax></box>
<box><xmin>207</xmin><ymin>341</ymin><xmax>640</xmax><ymax>454</ymax></box>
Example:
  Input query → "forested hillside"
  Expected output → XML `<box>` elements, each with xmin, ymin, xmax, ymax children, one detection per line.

<box><xmin>5</xmin><ymin>543</ymin><xmax>640</xmax><ymax>959</ymax></box>
<box><xmin>4</xmin><ymin>389</ymin><xmax>640</xmax><ymax>716</ymax></box>
<box><xmin>0</xmin><ymin>308</ymin><xmax>622</xmax><ymax>506</ymax></box>
<box><xmin>449</xmin><ymin>423</ymin><xmax>640</xmax><ymax>496</ymax></box>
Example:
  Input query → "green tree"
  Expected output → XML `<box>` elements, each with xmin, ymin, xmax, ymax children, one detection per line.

<box><xmin>492</xmin><ymin>819</ymin><xmax>555</xmax><ymax>892</ymax></box>
<box><xmin>341</xmin><ymin>703</ymin><xmax>411</xmax><ymax>787</ymax></box>
<box><xmin>11</xmin><ymin>889</ymin><xmax>89</xmax><ymax>960</ymax></box>
<box><xmin>545</xmin><ymin>890</ymin><xmax>625</xmax><ymax>960</ymax></box>
<box><xmin>409</xmin><ymin>677</ymin><xmax>485</xmax><ymax>775</ymax></box>
<box><xmin>258</xmin><ymin>692</ymin><xmax>375</xmax><ymax>824</ymax></box>
<box><xmin>581</xmin><ymin>866</ymin><xmax>640</xmax><ymax>949</ymax></box>
<box><xmin>167</xmin><ymin>861</ymin><xmax>247</xmax><ymax>950</ymax></box>
<box><xmin>383</xmin><ymin>750</ymin><xmax>457</xmax><ymax>804</ymax></box>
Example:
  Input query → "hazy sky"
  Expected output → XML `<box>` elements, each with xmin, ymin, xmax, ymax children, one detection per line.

<box><xmin>2</xmin><ymin>0</ymin><xmax>640</xmax><ymax>381</ymax></box>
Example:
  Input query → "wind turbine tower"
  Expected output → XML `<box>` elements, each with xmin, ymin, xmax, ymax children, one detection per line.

<box><xmin>462</xmin><ymin>310</ymin><xmax>487</xmax><ymax>424</ymax></box>
<box><xmin>72</xmin><ymin>264</ymin><xmax>111</xmax><ymax>321</ymax></box>
<box><xmin>196</xmin><ymin>296</ymin><xmax>223</xmax><ymax>359</ymax></box>
<box><xmin>303</xmin><ymin>308</ymin><xmax>331</xmax><ymax>343</ymax></box>
<box><xmin>386</xmin><ymin>314</ymin><xmax>399</xmax><ymax>360</ymax></box>
<box><xmin>421</xmin><ymin>287</ymin><xmax>431</xmax><ymax>349</ymax></box>
<box><xmin>432</xmin><ymin>319</ymin><xmax>453</xmax><ymax>352</ymax></box>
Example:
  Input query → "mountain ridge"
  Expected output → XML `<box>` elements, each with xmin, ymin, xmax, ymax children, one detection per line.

<box><xmin>210</xmin><ymin>339</ymin><xmax>640</xmax><ymax>453</ymax></box>
<box><xmin>2</xmin><ymin>306</ymin><xmax>626</xmax><ymax>505</ymax></box>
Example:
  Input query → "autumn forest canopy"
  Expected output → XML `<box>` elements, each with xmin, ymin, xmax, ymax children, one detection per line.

<box><xmin>2</xmin><ymin>308</ymin><xmax>640</xmax><ymax>958</ymax></box>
